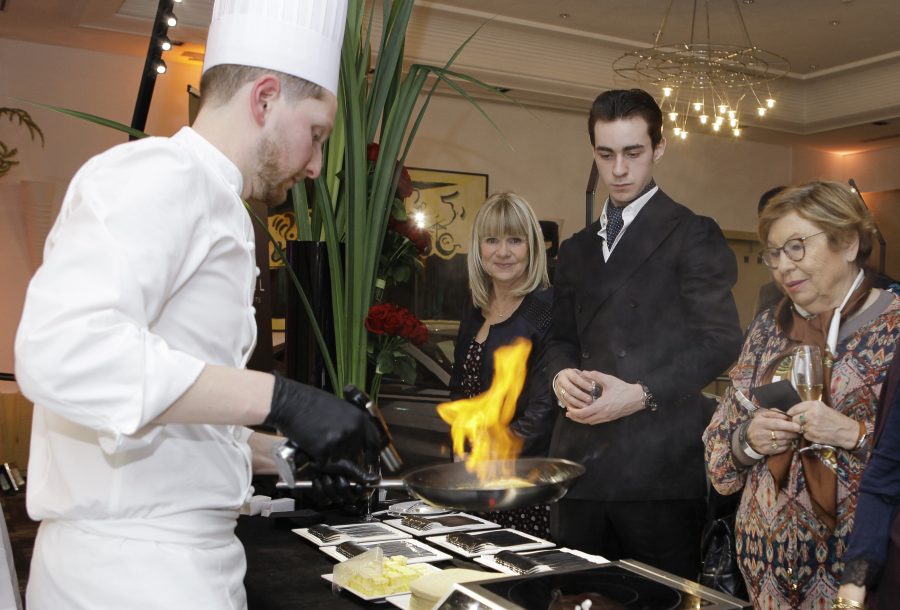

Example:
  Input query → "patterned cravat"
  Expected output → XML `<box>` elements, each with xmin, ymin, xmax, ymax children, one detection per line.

<box><xmin>606</xmin><ymin>203</ymin><xmax>624</xmax><ymax>244</ymax></box>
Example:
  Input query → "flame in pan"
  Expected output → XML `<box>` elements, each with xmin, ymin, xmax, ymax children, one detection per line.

<box><xmin>437</xmin><ymin>338</ymin><xmax>530</xmax><ymax>482</ymax></box>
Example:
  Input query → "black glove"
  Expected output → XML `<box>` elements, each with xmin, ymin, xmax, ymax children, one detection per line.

<box><xmin>265</xmin><ymin>376</ymin><xmax>382</xmax><ymax>492</ymax></box>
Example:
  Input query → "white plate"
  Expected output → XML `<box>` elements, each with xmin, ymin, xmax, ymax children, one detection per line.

<box><xmin>294</xmin><ymin>522</ymin><xmax>411</xmax><ymax>547</ymax></box>
<box><xmin>385</xmin><ymin>593</ymin><xmax>411</xmax><ymax>609</ymax></box>
<box><xmin>320</xmin><ymin>538</ymin><xmax>453</xmax><ymax>564</ymax></box>
<box><xmin>384</xmin><ymin>513</ymin><xmax>500</xmax><ymax>536</ymax></box>
<box><xmin>426</xmin><ymin>528</ymin><xmax>556</xmax><ymax>558</ymax></box>
<box><xmin>321</xmin><ymin>563</ymin><xmax>440</xmax><ymax>601</ymax></box>
<box><xmin>387</xmin><ymin>500</ymin><xmax>452</xmax><ymax>517</ymax></box>
<box><xmin>473</xmin><ymin>547</ymin><xmax>608</xmax><ymax>574</ymax></box>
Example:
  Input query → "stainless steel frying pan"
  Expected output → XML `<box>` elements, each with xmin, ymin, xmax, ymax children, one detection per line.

<box><xmin>400</xmin><ymin>457</ymin><xmax>586</xmax><ymax>512</ymax></box>
<box><xmin>275</xmin><ymin>441</ymin><xmax>584</xmax><ymax>512</ymax></box>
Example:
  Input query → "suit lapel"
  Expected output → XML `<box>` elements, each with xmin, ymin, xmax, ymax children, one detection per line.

<box><xmin>581</xmin><ymin>191</ymin><xmax>681</xmax><ymax>323</ymax></box>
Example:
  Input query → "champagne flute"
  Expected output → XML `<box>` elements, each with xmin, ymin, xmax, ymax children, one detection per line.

<box><xmin>792</xmin><ymin>345</ymin><xmax>824</xmax><ymax>402</ymax></box>
<box><xmin>359</xmin><ymin>456</ymin><xmax>380</xmax><ymax>522</ymax></box>
<box><xmin>792</xmin><ymin>345</ymin><xmax>837</xmax><ymax>462</ymax></box>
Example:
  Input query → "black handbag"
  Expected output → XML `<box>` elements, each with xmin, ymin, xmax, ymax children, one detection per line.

<box><xmin>700</xmin><ymin>488</ymin><xmax>748</xmax><ymax>600</ymax></box>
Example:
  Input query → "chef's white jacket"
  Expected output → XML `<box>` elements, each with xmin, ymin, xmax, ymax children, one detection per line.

<box><xmin>15</xmin><ymin>127</ymin><xmax>259</xmax><ymax>608</ymax></box>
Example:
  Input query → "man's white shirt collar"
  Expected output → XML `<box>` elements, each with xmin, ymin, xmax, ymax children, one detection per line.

<box><xmin>597</xmin><ymin>185</ymin><xmax>658</xmax><ymax>260</ymax></box>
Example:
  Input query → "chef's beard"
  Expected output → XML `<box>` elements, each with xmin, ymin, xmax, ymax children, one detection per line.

<box><xmin>254</xmin><ymin>136</ymin><xmax>295</xmax><ymax>207</ymax></box>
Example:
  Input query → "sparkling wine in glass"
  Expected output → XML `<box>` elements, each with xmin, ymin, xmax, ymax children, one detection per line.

<box><xmin>792</xmin><ymin>345</ymin><xmax>824</xmax><ymax>402</ymax></box>
<box><xmin>358</xmin><ymin>456</ymin><xmax>380</xmax><ymax>522</ymax></box>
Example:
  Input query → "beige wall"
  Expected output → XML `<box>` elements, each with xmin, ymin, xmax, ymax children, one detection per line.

<box><xmin>1</xmin><ymin>39</ymin><xmax>200</xmax><ymax>389</ymax></box>
<box><xmin>410</xmin><ymin>93</ymin><xmax>793</xmax><ymax>240</ymax></box>
<box><xmin>2</xmin><ymin>36</ymin><xmax>898</xmax><ymax>382</ymax></box>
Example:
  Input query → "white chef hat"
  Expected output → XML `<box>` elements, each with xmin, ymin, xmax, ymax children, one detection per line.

<box><xmin>202</xmin><ymin>0</ymin><xmax>347</xmax><ymax>95</ymax></box>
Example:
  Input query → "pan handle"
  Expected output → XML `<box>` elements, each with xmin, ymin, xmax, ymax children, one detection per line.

<box><xmin>275</xmin><ymin>478</ymin><xmax>406</xmax><ymax>490</ymax></box>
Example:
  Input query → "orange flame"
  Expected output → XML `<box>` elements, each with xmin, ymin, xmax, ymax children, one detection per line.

<box><xmin>437</xmin><ymin>338</ymin><xmax>531</xmax><ymax>482</ymax></box>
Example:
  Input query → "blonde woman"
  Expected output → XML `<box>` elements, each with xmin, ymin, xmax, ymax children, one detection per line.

<box><xmin>448</xmin><ymin>192</ymin><xmax>555</xmax><ymax>535</ymax></box>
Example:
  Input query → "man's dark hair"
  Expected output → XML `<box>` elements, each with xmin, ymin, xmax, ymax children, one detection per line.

<box><xmin>757</xmin><ymin>185</ymin><xmax>786</xmax><ymax>215</ymax></box>
<box><xmin>588</xmin><ymin>89</ymin><xmax>663</xmax><ymax>149</ymax></box>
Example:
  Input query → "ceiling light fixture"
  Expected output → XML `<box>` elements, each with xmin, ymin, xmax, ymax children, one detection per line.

<box><xmin>613</xmin><ymin>0</ymin><xmax>789</xmax><ymax>139</ymax></box>
<box><xmin>131</xmin><ymin>0</ymin><xmax>181</xmax><ymax>137</ymax></box>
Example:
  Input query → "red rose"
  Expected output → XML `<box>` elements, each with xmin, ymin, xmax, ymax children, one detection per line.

<box><xmin>387</xmin><ymin>217</ymin><xmax>430</xmax><ymax>256</ymax></box>
<box><xmin>396</xmin><ymin>167</ymin><xmax>413</xmax><ymax>199</ymax></box>
<box><xmin>365</xmin><ymin>302</ymin><xmax>393</xmax><ymax>334</ymax></box>
<box><xmin>412</xmin><ymin>325</ymin><xmax>428</xmax><ymax>345</ymax></box>
<box><xmin>367</xmin><ymin>142</ymin><xmax>380</xmax><ymax>163</ymax></box>
<box><xmin>367</xmin><ymin>302</ymin><xmax>426</xmax><ymax>345</ymax></box>
<box><xmin>383</xmin><ymin>315</ymin><xmax>404</xmax><ymax>336</ymax></box>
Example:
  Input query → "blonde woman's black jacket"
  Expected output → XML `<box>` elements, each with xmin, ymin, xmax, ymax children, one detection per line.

<box><xmin>449</xmin><ymin>286</ymin><xmax>556</xmax><ymax>457</ymax></box>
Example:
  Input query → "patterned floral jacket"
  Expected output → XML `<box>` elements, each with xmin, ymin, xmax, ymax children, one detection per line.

<box><xmin>703</xmin><ymin>293</ymin><xmax>900</xmax><ymax>609</ymax></box>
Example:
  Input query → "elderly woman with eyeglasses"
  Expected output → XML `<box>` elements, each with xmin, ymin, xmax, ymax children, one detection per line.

<box><xmin>703</xmin><ymin>181</ymin><xmax>900</xmax><ymax>609</ymax></box>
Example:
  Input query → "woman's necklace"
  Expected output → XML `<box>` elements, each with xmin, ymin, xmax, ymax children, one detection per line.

<box><xmin>491</xmin><ymin>296</ymin><xmax>522</xmax><ymax>319</ymax></box>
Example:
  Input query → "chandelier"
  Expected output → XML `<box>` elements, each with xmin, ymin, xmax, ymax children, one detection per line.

<box><xmin>612</xmin><ymin>0</ymin><xmax>790</xmax><ymax>139</ymax></box>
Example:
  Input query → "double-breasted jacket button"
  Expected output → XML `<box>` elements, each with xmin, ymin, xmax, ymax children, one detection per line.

<box><xmin>581</xmin><ymin>351</ymin><xmax>590</xmax><ymax>360</ymax></box>
<box><xmin>617</xmin><ymin>349</ymin><xmax>627</xmax><ymax>357</ymax></box>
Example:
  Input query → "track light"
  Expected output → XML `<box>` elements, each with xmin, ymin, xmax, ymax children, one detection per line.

<box><xmin>159</xmin><ymin>36</ymin><xmax>172</xmax><ymax>51</ymax></box>
<box><xmin>165</xmin><ymin>13</ymin><xmax>177</xmax><ymax>27</ymax></box>
<box><xmin>155</xmin><ymin>60</ymin><xmax>167</xmax><ymax>75</ymax></box>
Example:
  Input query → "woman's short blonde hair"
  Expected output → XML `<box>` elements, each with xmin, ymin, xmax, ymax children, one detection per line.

<box><xmin>758</xmin><ymin>180</ymin><xmax>877</xmax><ymax>266</ymax></box>
<box><xmin>467</xmin><ymin>192</ymin><xmax>550</xmax><ymax>309</ymax></box>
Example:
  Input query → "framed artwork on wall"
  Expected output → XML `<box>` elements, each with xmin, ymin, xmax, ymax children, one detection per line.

<box><xmin>405</xmin><ymin>168</ymin><xmax>489</xmax><ymax>261</ymax></box>
<box><xmin>395</xmin><ymin>168</ymin><xmax>489</xmax><ymax>321</ymax></box>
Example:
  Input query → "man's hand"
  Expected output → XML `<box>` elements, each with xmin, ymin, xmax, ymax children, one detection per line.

<box><xmin>568</xmin><ymin>371</ymin><xmax>645</xmax><ymax>425</ymax></box>
<box><xmin>265</xmin><ymin>376</ymin><xmax>382</xmax><ymax>503</ymax></box>
<box><xmin>557</xmin><ymin>370</ymin><xmax>645</xmax><ymax>425</ymax></box>
<box><xmin>554</xmin><ymin>368</ymin><xmax>595</xmax><ymax>410</ymax></box>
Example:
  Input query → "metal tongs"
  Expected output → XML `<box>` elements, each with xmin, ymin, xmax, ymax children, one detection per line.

<box><xmin>273</xmin><ymin>385</ymin><xmax>405</xmax><ymax>490</ymax></box>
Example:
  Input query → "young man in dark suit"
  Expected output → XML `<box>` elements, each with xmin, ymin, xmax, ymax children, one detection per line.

<box><xmin>547</xmin><ymin>88</ymin><xmax>742</xmax><ymax>580</ymax></box>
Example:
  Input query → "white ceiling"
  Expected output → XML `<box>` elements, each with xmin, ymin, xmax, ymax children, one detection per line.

<box><xmin>3</xmin><ymin>0</ymin><xmax>900</xmax><ymax>153</ymax></box>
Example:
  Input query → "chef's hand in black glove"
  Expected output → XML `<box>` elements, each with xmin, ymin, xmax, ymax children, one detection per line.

<box><xmin>265</xmin><ymin>375</ymin><xmax>383</xmax><ymax>501</ymax></box>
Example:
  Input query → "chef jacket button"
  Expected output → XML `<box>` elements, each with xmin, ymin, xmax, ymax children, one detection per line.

<box><xmin>255</xmin><ymin>266</ymin><xmax>261</xmax><ymax>277</ymax></box>
<box><xmin>581</xmin><ymin>351</ymin><xmax>590</xmax><ymax>359</ymax></box>
<box><xmin>250</xmin><ymin>306</ymin><xmax>256</xmax><ymax>315</ymax></box>
<box><xmin>247</xmin><ymin>242</ymin><xmax>256</xmax><ymax>251</ymax></box>
<box><xmin>617</xmin><ymin>349</ymin><xmax>626</xmax><ymax>357</ymax></box>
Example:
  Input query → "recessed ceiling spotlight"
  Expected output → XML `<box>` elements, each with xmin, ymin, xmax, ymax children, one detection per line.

<box><xmin>830</xmin><ymin>20</ymin><xmax>840</xmax><ymax>26</ymax></box>
<box><xmin>809</xmin><ymin>64</ymin><xmax>818</xmax><ymax>71</ymax></box>
<box><xmin>742</xmin><ymin>0</ymin><xmax>754</xmax><ymax>4</ymax></box>
<box><xmin>559</xmin><ymin>13</ymin><xmax>569</xmax><ymax>19</ymax></box>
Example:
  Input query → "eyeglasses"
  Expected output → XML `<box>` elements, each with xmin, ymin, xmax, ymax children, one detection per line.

<box><xmin>760</xmin><ymin>231</ymin><xmax>826</xmax><ymax>269</ymax></box>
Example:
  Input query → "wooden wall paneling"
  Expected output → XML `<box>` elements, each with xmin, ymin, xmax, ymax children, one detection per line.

<box><xmin>0</xmin><ymin>392</ymin><xmax>32</xmax><ymax>472</ymax></box>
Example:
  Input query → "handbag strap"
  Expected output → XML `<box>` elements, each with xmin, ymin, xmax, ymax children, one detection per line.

<box><xmin>874</xmin><ymin>335</ymin><xmax>900</xmax><ymax>446</ymax></box>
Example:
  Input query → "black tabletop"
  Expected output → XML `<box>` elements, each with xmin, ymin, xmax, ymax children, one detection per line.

<box><xmin>237</xmin><ymin>493</ymin><xmax>484</xmax><ymax>610</ymax></box>
<box><xmin>238</xmin><ymin>511</ymin><xmax>375</xmax><ymax>609</ymax></box>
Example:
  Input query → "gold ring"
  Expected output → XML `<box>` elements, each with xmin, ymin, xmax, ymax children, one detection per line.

<box><xmin>771</xmin><ymin>441</ymin><xmax>778</xmax><ymax>451</ymax></box>
<box><xmin>771</xmin><ymin>430</ymin><xmax>777</xmax><ymax>442</ymax></box>
<box><xmin>560</xmin><ymin>388</ymin><xmax>567</xmax><ymax>399</ymax></box>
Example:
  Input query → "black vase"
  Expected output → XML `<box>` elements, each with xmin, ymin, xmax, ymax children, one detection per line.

<box><xmin>284</xmin><ymin>241</ymin><xmax>334</xmax><ymax>391</ymax></box>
